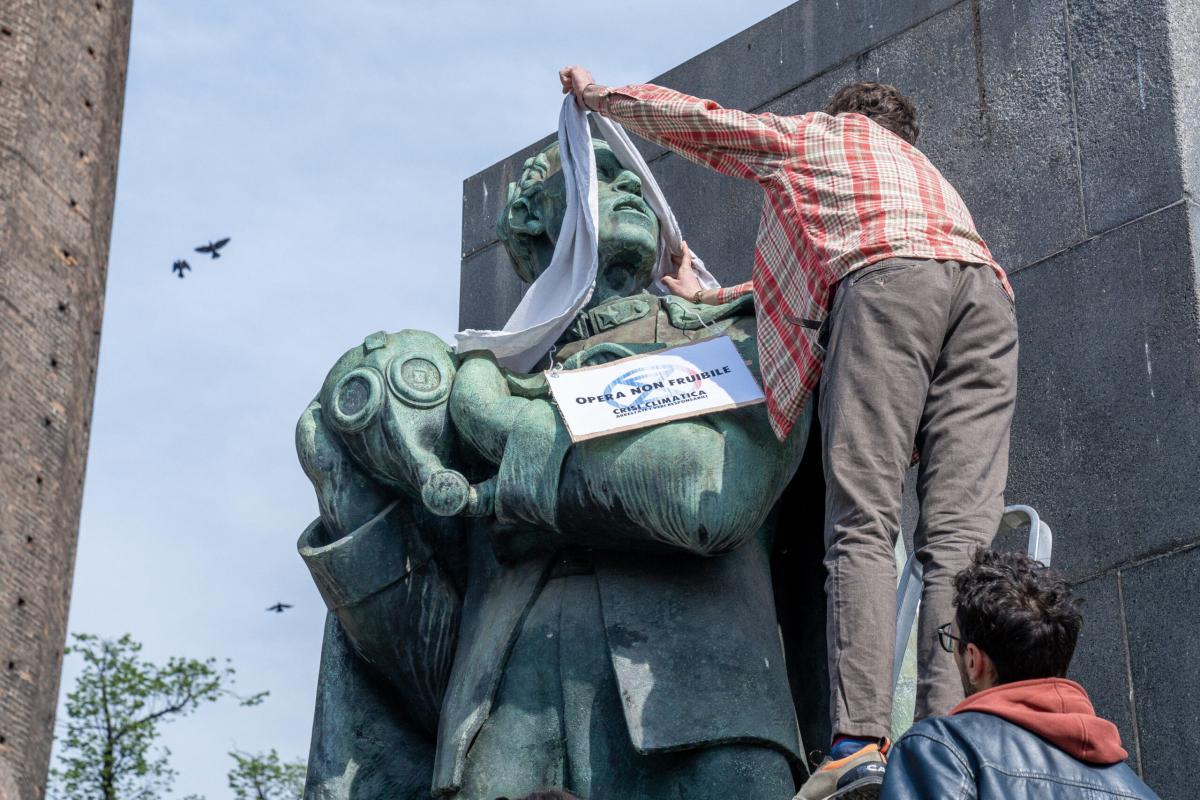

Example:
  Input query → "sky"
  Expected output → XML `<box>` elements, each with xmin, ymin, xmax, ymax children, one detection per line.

<box><xmin>56</xmin><ymin>2</ymin><xmax>796</xmax><ymax>798</ymax></box>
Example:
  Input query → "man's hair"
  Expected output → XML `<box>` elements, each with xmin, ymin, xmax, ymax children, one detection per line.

<box><xmin>825</xmin><ymin>82</ymin><xmax>919</xmax><ymax>145</ymax></box>
<box><xmin>954</xmin><ymin>549</ymin><xmax>1084</xmax><ymax>683</ymax></box>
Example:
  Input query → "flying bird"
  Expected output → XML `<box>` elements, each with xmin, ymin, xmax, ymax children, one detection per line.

<box><xmin>266</xmin><ymin>602</ymin><xmax>293</xmax><ymax>614</ymax></box>
<box><xmin>172</xmin><ymin>259</ymin><xmax>191</xmax><ymax>278</ymax></box>
<box><xmin>194</xmin><ymin>237</ymin><xmax>231</xmax><ymax>259</ymax></box>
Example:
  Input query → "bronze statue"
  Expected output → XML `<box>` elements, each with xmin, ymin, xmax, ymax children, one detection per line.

<box><xmin>295</xmin><ymin>140</ymin><xmax>823</xmax><ymax>799</ymax></box>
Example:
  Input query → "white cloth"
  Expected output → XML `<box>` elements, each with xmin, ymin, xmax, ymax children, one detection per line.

<box><xmin>454</xmin><ymin>96</ymin><xmax>719</xmax><ymax>373</ymax></box>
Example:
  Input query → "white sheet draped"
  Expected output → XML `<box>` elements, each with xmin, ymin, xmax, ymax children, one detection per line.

<box><xmin>454</xmin><ymin>96</ymin><xmax>719</xmax><ymax>373</ymax></box>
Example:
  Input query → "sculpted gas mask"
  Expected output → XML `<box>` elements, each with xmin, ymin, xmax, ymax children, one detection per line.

<box><xmin>319</xmin><ymin>329</ymin><xmax>492</xmax><ymax>517</ymax></box>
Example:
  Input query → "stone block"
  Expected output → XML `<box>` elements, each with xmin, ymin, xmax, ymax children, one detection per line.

<box><xmin>1171</xmin><ymin>0</ymin><xmax>1200</xmax><ymax>201</ymax></box>
<box><xmin>970</xmin><ymin>0</ymin><xmax>1089</xmax><ymax>264</ymax></box>
<box><xmin>616</xmin><ymin>1</ymin><xmax>967</xmax><ymax>180</ymax></box>
<box><xmin>653</xmin><ymin>0</ymin><xmax>960</xmax><ymax>115</ymax></box>
<box><xmin>1122</xmin><ymin>547</ymin><xmax>1200</xmax><ymax>797</ymax></box>
<box><xmin>1069</xmin><ymin>0</ymin><xmax>1185</xmax><ymax>234</ymax></box>
<box><xmin>643</xmin><ymin>152</ymin><xmax>763</xmax><ymax>287</ymax></box>
<box><xmin>1006</xmin><ymin>202</ymin><xmax>1200</xmax><ymax>580</ymax></box>
<box><xmin>1068</xmin><ymin>574</ymin><xmax>1138</xmax><ymax>760</ymax></box>
<box><xmin>457</xmin><ymin>243</ymin><xmax>526</xmax><ymax>332</ymax></box>
<box><xmin>765</xmin><ymin>0</ymin><xmax>1085</xmax><ymax>270</ymax></box>
<box><xmin>460</xmin><ymin>133</ymin><xmax>554</xmax><ymax>259</ymax></box>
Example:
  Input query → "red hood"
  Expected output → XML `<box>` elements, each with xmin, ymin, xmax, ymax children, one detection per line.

<box><xmin>951</xmin><ymin>678</ymin><xmax>1127</xmax><ymax>765</ymax></box>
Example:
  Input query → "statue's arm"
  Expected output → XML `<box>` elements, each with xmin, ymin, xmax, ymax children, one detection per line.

<box><xmin>550</xmin><ymin>408</ymin><xmax>807</xmax><ymax>555</ymax></box>
<box><xmin>449</xmin><ymin>353</ymin><xmax>535</xmax><ymax>466</ymax></box>
<box><xmin>297</xmin><ymin>395</ymin><xmax>466</xmax><ymax>723</ymax></box>
<box><xmin>451</xmin><ymin>353</ymin><xmax>809</xmax><ymax>556</ymax></box>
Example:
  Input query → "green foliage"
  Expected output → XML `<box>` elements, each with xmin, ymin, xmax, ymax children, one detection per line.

<box><xmin>52</xmin><ymin>633</ymin><xmax>267</xmax><ymax>800</ymax></box>
<box><xmin>227</xmin><ymin>750</ymin><xmax>306</xmax><ymax>800</ymax></box>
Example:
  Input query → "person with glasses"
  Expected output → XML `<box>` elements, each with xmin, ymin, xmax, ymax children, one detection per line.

<box><xmin>882</xmin><ymin>549</ymin><xmax>1160</xmax><ymax>799</ymax></box>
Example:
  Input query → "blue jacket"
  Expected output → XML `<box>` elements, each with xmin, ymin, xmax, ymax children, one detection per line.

<box><xmin>882</xmin><ymin>711</ymin><xmax>1159</xmax><ymax>799</ymax></box>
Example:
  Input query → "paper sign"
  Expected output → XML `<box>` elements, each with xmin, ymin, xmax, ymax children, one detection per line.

<box><xmin>546</xmin><ymin>336</ymin><xmax>765</xmax><ymax>442</ymax></box>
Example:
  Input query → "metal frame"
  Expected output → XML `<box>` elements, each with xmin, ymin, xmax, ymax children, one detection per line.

<box><xmin>891</xmin><ymin>504</ymin><xmax>1053</xmax><ymax>694</ymax></box>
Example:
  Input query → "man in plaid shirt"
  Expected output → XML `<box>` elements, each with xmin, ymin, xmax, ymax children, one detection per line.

<box><xmin>561</xmin><ymin>67</ymin><xmax>1018</xmax><ymax>800</ymax></box>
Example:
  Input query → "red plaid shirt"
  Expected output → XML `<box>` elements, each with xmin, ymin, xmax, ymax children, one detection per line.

<box><xmin>596</xmin><ymin>84</ymin><xmax>1009</xmax><ymax>440</ymax></box>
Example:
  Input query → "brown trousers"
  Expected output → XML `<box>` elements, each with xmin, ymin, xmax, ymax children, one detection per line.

<box><xmin>818</xmin><ymin>258</ymin><xmax>1018</xmax><ymax>741</ymax></box>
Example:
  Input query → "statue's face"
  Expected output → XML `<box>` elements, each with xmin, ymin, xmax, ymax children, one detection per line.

<box><xmin>512</xmin><ymin>142</ymin><xmax>661</xmax><ymax>306</ymax></box>
<box><xmin>591</xmin><ymin>147</ymin><xmax>660</xmax><ymax>306</ymax></box>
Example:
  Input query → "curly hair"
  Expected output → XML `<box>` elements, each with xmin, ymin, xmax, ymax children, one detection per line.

<box><xmin>825</xmin><ymin>82</ymin><xmax>919</xmax><ymax>145</ymax></box>
<box><xmin>953</xmin><ymin>549</ymin><xmax>1084</xmax><ymax>683</ymax></box>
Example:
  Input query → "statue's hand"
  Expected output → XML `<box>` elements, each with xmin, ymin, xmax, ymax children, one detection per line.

<box><xmin>296</xmin><ymin>399</ymin><xmax>393</xmax><ymax>540</ymax></box>
<box><xmin>420</xmin><ymin>471</ymin><xmax>496</xmax><ymax>518</ymax></box>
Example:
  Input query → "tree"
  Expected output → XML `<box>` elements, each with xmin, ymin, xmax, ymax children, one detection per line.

<box><xmin>52</xmin><ymin>633</ymin><xmax>266</xmax><ymax>800</ymax></box>
<box><xmin>227</xmin><ymin>750</ymin><xmax>306</xmax><ymax>800</ymax></box>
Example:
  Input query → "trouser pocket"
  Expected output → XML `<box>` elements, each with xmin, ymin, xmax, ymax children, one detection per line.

<box><xmin>847</xmin><ymin>259</ymin><xmax>921</xmax><ymax>287</ymax></box>
<box><xmin>992</xmin><ymin>277</ymin><xmax>1016</xmax><ymax>311</ymax></box>
<box><xmin>816</xmin><ymin>313</ymin><xmax>832</xmax><ymax>356</ymax></box>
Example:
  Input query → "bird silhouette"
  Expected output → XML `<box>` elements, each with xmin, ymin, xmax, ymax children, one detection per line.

<box><xmin>172</xmin><ymin>259</ymin><xmax>191</xmax><ymax>278</ymax></box>
<box><xmin>266</xmin><ymin>602</ymin><xmax>293</xmax><ymax>614</ymax></box>
<box><xmin>194</xmin><ymin>237</ymin><xmax>231</xmax><ymax>259</ymax></box>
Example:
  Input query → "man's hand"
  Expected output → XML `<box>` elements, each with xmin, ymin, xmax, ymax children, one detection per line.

<box><xmin>559</xmin><ymin>65</ymin><xmax>596</xmax><ymax>108</ymax></box>
<box><xmin>662</xmin><ymin>241</ymin><xmax>713</xmax><ymax>303</ymax></box>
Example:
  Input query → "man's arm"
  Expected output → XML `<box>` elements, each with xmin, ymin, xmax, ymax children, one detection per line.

<box><xmin>881</xmin><ymin>731</ymin><xmax>976</xmax><ymax>800</ymax></box>
<box><xmin>713</xmin><ymin>281</ymin><xmax>754</xmax><ymax>303</ymax></box>
<box><xmin>661</xmin><ymin>241</ymin><xmax>755</xmax><ymax>305</ymax></box>
<box><xmin>560</xmin><ymin>66</ymin><xmax>800</xmax><ymax>184</ymax></box>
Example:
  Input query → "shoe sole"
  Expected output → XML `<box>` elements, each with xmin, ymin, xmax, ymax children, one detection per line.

<box><xmin>824</xmin><ymin>775</ymin><xmax>883</xmax><ymax>800</ymax></box>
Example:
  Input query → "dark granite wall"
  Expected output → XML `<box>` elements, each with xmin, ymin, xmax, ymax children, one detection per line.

<box><xmin>0</xmin><ymin>2</ymin><xmax>131</xmax><ymax>798</ymax></box>
<box><xmin>459</xmin><ymin>2</ymin><xmax>1197</xmax><ymax>795</ymax></box>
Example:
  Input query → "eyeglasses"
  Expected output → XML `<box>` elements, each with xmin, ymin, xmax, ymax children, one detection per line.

<box><xmin>937</xmin><ymin>622</ymin><xmax>964</xmax><ymax>654</ymax></box>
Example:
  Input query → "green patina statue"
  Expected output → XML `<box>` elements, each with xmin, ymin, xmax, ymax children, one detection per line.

<box><xmin>295</xmin><ymin>140</ymin><xmax>823</xmax><ymax>800</ymax></box>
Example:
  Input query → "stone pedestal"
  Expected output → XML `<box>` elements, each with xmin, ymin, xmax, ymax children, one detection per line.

<box><xmin>460</xmin><ymin>2</ymin><xmax>1200</xmax><ymax>797</ymax></box>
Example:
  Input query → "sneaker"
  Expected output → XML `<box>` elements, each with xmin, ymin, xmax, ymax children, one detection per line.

<box><xmin>793</xmin><ymin>742</ymin><xmax>886</xmax><ymax>800</ymax></box>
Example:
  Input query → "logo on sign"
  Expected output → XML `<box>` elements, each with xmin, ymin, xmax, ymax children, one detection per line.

<box><xmin>603</xmin><ymin>364</ymin><xmax>702</xmax><ymax>410</ymax></box>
